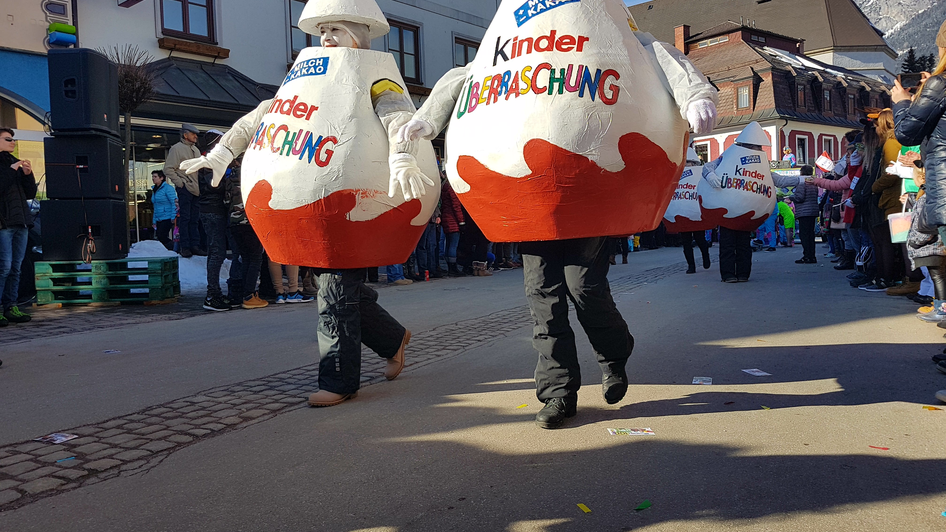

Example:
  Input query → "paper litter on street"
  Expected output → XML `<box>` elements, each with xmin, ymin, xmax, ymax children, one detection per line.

<box><xmin>103</xmin><ymin>350</ymin><xmax>122</xmax><ymax>354</ymax></box>
<box><xmin>607</xmin><ymin>428</ymin><xmax>655</xmax><ymax>436</ymax></box>
<box><xmin>634</xmin><ymin>500</ymin><xmax>652</xmax><ymax>511</ymax></box>
<box><xmin>577</xmin><ymin>503</ymin><xmax>591</xmax><ymax>513</ymax></box>
<box><xmin>742</xmin><ymin>369</ymin><xmax>772</xmax><ymax>376</ymax></box>
<box><xmin>34</xmin><ymin>433</ymin><xmax>78</xmax><ymax>444</ymax></box>
<box><xmin>692</xmin><ymin>377</ymin><xmax>712</xmax><ymax>385</ymax></box>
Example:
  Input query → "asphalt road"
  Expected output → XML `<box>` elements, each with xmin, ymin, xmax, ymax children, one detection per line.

<box><xmin>2</xmin><ymin>245</ymin><xmax>945</xmax><ymax>531</ymax></box>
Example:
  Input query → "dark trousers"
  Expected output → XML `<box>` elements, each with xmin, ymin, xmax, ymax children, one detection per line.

<box><xmin>719</xmin><ymin>227</ymin><xmax>752</xmax><ymax>280</ymax></box>
<box><xmin>415</xmin><ymin>223</ymin><xmax>439</xmax><ymax>275</ymax></box>
<box><xmin>682</xmin><ymin>231</ymin><xmax>710</xmax><ymax>270</ymax></box>
<box><xmin>177</xmin><ymin>187</ymin><xmax>201</xmax><ymax>250</ymax></box>
<box><xmin>155</xmin><ymin>219</ymin><xmax>174</xmax><ymax>250</ymax></box>
<box><xmin>520</xmin><ymin>237</ymin><xmax>634</xmax><ymax>402</ymax></box>
<box><xmin>797</xmin><ymin>216</ymin><xmax>817</xmax><ymax>261</ymax></box>
<box><xmin>869</xmin><ymin>223</ymin><xmax>900</xmax><ymax>282</ymax></box>
<box><xmin>613</xmin><ymin>237</ymin><xmax>629</xmax><ymax>261</ymax></box>
<box><xmin>199</xmin><ymin>212</ymin><xmax>228</xmax><ymax>296</ymax></box>
<box><xmin>231</xmin><ymin>224</ymin><xmax>264</xmax><ymax>299</ymax></box>
<box><xmin>315</xmin><ymin>269</ymin><xmax>407</xmax><ymax>395</ymax></box>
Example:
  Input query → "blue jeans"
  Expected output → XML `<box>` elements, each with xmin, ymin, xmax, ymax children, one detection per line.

<box><xmin>0</xmin><ymin>226</ymin><xmax>28</xmax><ymax>310</ymax></box>
<box><xmin>415</xmin><ymin>223</ymin><xmax>439</xmax><ymax>274</ymax></box>
<box><xmin>199</xmin><ymin>213</ymin><xmax>228</xmax><ymax>296</ymax></box>
<box><xmin>445</xmin><ymin>231</ymin><xmax>461</xmax><ymax>263</ymax></box>
<box><xmin>177</xmin><ymin>187</ymin><xmax>201</xmax><ymax>250</ymax></box>
<box><xmin>386</xmin><ymin>264</ymin><xmax>405</xmax><ymax>282</ymax></box>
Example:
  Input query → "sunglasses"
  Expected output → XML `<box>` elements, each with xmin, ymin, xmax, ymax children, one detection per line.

<box><xmin>1</xmin><ymin>138</ymin><xmax>14</xmax><ymax>142</ymax></box>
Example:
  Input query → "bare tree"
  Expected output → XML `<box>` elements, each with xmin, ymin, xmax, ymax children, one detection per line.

<box><xmin>97</xmin><ymin>44</ymin><xmax>156</xmax><ymax>185</ymax></box>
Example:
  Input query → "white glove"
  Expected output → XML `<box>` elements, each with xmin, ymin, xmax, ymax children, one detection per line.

<box><xmin>179</xmin><ymin>144</ymin><xmax>234</xmax><ymax>187</ymax></box>
<box><xmin>389</xmin><ymin>153</ymin><xmax>436</xmax><ymax>201</ymax></box>
<box><xmin>686</xmin><ymin>99</ymin><xmax>718</xmax><ymax>136</ymax></box>
<box><xmin>703</xmin><ymin>168</ymin><xmax>722</xmax><ymax>189</ymax></box>
<box><xmin>396</xmin><ymin>118</ymin><xmax>436</xmax><ymax>143</ymax></box>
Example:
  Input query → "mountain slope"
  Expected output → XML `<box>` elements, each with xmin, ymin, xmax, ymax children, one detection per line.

<box><xmin>854</xmin><ymin>0</ymin><xmax>942</xmax><ymax>60</ymax></box>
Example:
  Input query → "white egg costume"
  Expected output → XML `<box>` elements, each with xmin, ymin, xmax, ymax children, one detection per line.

<box><xmin>663</xmin><ymin>148</ymin><xmax>706</xmax><ymax>232</ymax></box>
<box><xmin>699</xmin><ymin>123</ymin><xmax>777</xmax><ymax>232</ymax></box>
<box><xmin>238</xmin><ymin>0</ymin><xmax>440</xmax><ymax>269</ymax></box>
<box><xmin>442</xmin><ymin>0</ymin><xmax>691</xmax><ymax>242</ymax></box>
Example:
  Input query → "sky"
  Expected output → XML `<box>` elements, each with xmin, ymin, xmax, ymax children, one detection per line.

<box><xmin>625</xmin><ymin>0</ymin><xmax>651</xmax><ymax>5</ymax></box>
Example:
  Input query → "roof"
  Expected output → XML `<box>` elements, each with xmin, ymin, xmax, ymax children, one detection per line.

<box><xmin>629</xmin><ymin>0</ymin><xmax>893</xmax><ymax>55</ymax></box>
<box><xmin>686</xmin><ymin>21</ymin><xmax>802</xmax><ymax>45</ymax></box>
<box><xmin>134</xmin><ymin>58</ymin><xmax>278</xmax><ymax>127</ymax></box>
<box><xmin>689</xmin><ymin>39</ymin><xmax>890</xmax><ymax>130</ymax></box>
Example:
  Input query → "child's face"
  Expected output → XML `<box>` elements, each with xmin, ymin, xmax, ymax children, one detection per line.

<box><xmin>320</xmin><ymin>25</ymin><xmax>356</xmax><ymax>48</ymax></box>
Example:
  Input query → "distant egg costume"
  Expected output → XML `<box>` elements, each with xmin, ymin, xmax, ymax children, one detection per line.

<box><xmin>441</xmin><ymin>0</ymin><xmax>693</xmax><ymax>242</ymax></box>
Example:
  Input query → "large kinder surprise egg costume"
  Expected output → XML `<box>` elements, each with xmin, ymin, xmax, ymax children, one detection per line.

<box><xmin>398</xmin><ymin>0</ymin><xmax>718</xmax><ymax>429</ymax></box>
<box><xmin>181</xmin><ymin>0</ymin><xmax>437</xmax><ymax>407</ymax></box>
<box><xmin>665</xmin><ymin>147</ymin><xmax>712</xmax><ymax>273</ymax></box>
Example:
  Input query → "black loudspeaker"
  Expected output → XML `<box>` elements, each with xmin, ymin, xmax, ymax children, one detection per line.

<box><xmin>47</xmin><ymin>48</ymin><xmax>120</xmax><ymax>137</ymax></box>
<box><xmin>45</xmin><ymin>134</ymin><xmax>125</xmax><ymax>200</ymax></box>
<box><xmin>41</xmin><ymin>199</ymin><xmax>129</xmax><ymax>261</ymax></box>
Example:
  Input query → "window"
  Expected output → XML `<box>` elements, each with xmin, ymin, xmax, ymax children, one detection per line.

<box><xmin>823</xmin><ymin>89</ymin><xmax>831</xmax><ymax>111</ymax></box>
<box><xmin>289</xmin><ymin>0</ymin><xmax>315</xmax><ymax>57</ymax></box>
<box><xmin>750</xmin><ymin>34</ymin><xmax>766</xmax><ymax>43</ymax></box>
<box><xmin>694</xmin><ymin>144</ymin><xmax>709</xmax><ymax>163</ymax></box>
<box><xmin>697</xmin><ymin>35</ymin><xmax>729</xmax><ymax>48</ymax></box>
<box><xmin>796</xmin><ymin>137</ymin><xmax>808</xmax><ymax>164</ymax></box>
<box><xmin>737</xmin><ymin>86</ymin><xmax>750</xmax><ymax>109</ymax></box>
<box><xmin>797</xmin><ymin>85</ymin><xmax>806</xmax><ymax>108</ymax></box>
<box><xmin>161</xmin><ymin>0</ymin><xmax>214</xmax><ymax>42</ymax></box>
<box><xmin>454</xmin><ymin>38</ymin><xmax>479</xmax><ymax>68</ymax></box>
<box><xmin>822</xmin><ymin>137</ymin><xmax>833</xmax><ymax>158</ymax></box>
<box><xmin>847</xmin><ymin>94</ymin><xmax>856</xmax><ymax>115</ymax></box>
<box><xmin>388</xmin><ymin>21</ymin><xmax>420</xmax><ymax>84</ymax></box>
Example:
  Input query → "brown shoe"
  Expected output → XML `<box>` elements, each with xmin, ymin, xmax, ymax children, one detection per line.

<box><xmin>886</xmin><ymin>281</ymin><xmax>921</xmax><ymax>296</ymax></box>
<box><xmin>308</xmin><ymin>390</ymin><xmax>356</xmax><ymax>407</ymax></box>
<box><xmin>385</xmin><ymin>329</ymin><xmax>411</xmax><ymax>380</ymax></box>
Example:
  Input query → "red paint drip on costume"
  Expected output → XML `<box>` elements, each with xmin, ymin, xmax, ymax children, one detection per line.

<box><xmin>663</xmin><ymin>215</ymin><xmax>716</xmax><ymax>234</ymax></box>
<box><xmin>455</xmin><ymin>132</ymin><xmax>687</xmax><ymax>242</ymax></box>
<box><xmin>246</xmin><ymin>181</ymin><xmax>424</xmax><ymax>269</ymax></box>
<box><xmin>699</xmin><ymin>198</ymin><xmax>768</xmax><ymax>233</ymax></box>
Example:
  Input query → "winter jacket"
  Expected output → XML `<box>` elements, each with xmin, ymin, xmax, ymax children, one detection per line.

<box><xmin>790</xmin><ymin>181</ymin><xmax>820</xmax><ymax>217</ymax></box>
<box><xmin>164</xmin><ymin>139</ymin><xmax>201</xmax><ymax>196</ymax></box>
<box><xmin>198</xmin><ymin>167</ymin><xmax>227</xmax><ymax>215</ymax></box>
<box><xmin>907</xmin><ymin>190</ymin><xmax>946</xmax><ymax>269</ymax></box>
<box><xmin>777</xmin><ymin>201</ymin><xmax>795</xmax><ymax>228</ymax></box>
<box><xmin>440</xmin><ymin>181</ymin><xmax>464</xmax><ymax>233</ymax></box>
<box><xmin>870</xmin><ymin>138</ymin><xmax>905</xmax><ymax>218</ymax></box>
<box><xmin>0</xmin><ymin>151</ymin><xmax>37</xmax><ymax>228</ymax></box>
<box><xmin>151</xmin><ymin>181</ymin><xmax>178</xmax><ymax>223</ymax></box>
<box><xmin>227</xmin><ymin>167</ymin><xmax>249</xmax><ymax>227</ymax></box>
<box><xmin>894</xmin><ymin>74</ymin><xmax>946</xmax><ymax>227</ymax></box>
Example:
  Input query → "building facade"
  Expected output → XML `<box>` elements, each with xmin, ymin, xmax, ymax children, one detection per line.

<box><xmin>0</xmin><ymin>0</ymin><xmax>497</xmax><ymax>198</ymax></box>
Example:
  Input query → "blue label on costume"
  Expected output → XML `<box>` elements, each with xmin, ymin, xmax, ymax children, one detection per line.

<box><xmin>740</xmin><ymin>155</ymin><xmax>762</xmax><ymax>165</ymax></box>
<box><xmin>514</xmin><ymin>0</ymin><xmax>580</xmax><ymax>27</ymax></box>
<box><xmin>284</xmin><ymin>57</ymin><xmax>330</xmax><ymax>85</ymax></box>
<box><xmin>681</xmin><ymin>169</ymin><xmax>693</xmax><ymax>178</ymax></box>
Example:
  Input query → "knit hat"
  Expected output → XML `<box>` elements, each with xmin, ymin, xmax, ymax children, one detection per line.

<box><xmin>938</xmin><ymin>19</ymin><xmax>946</xmax><ymax>48</ymax></box>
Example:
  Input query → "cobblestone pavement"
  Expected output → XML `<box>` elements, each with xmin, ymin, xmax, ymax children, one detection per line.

<box><xmin>0</xmin><ymin>261</ymin><xmax>687</xmax><ymax>511</ymax></box>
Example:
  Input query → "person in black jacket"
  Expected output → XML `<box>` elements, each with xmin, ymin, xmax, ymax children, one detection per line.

<box><xmin>0</xmin><ymin>127</ymin><xmax>36</xmax><ymax>327</ymax></box>
<box><xmin>197</xmin><ymin>130</ymin><xmax>231</xmax><ymax>311</ymax></box>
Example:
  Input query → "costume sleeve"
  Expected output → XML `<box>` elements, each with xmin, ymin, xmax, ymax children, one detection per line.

<box><xmin>772</xmin><ymin>173</ymin><xmax>802</xmax><ymax>187</ymax></box>
<box><xmin>634</xmin><ymin>31</ymin><xmax>718</xmax><ymax>119</ymax></box>
<box><xmin>412</xmin><ymin>66</ymin><xmax>471</xmax><ymax>137</ymax></box>
<box><xmin>218</xmin><ymin>99</ymin><xmax>273</xmax><ymax>159</ymax></box>
<box><xmin>371</xmin><ymin>79</ymin><xmax>419</xmax><ymax>157</ymax></box>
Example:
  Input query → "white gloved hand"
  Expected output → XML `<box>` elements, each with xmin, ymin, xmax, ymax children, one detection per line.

<box><xmin>396</xmin><ymin>118</ymin><xmax>436</xmax><ymax>143</ymax></box>
<box><xmin>686</xmin><ymin>99</ymin><xmax>718</xmax><ymax>136</ymax></box>
<box><xmin>703</xmin><ymin>169</ymin><xmax>723</xmax><ymax>189</ymax></box>
<box><xmin>389</xmin><ymin>153</ymin><xmax>436</xmax><ymax>201</ymax></box>
<box><xmin>179</xmin><ymin>144</ymin><xmax>234</xmax><ymax>187</ymax></box>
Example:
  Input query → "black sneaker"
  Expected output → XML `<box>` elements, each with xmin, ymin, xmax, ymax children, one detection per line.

<box><xmin>203</xmin><ymin>294</ymin><xmax>230</xmax><ymax>312</ymax></box>
<box><xmin>932</xmin><ymin>353</ymin><xmax>946</xmax><ymax>363</ymax></box>
<box><xmin>225</xmin><ymin>296</ymin><xmax>241</xmax><ymax>310</ymax></box>
<box><xmin>4</xmin><ymin>306</ymin><xmax>31</xmax><ymax>323</ymax></box>
<box><xmin>937</xmin><ymin>361</ymin><xmax>946</xmax><ymax>375</ymax></box>
<box><xmin>722</xmin><ymin>277</ymin><xmax>739</xmax><ymax>283</ymax></box>
<box><xmin>535</xmin><ymin>397</ymin><xmax>577</xmax><ymax>429</ymax></box>
<box><xmin>0</xmin><ymin>315</ymin><xmax>8</xmax><ymax>327</ymax></box>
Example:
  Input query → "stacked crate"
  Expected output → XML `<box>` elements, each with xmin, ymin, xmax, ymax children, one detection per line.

<box><xmin>34</xmin><ymin>257</ymin><xmax>180</xmax><ymax>305</ymax></box>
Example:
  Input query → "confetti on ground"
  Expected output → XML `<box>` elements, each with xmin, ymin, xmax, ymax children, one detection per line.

<box><xmin>634</xmin><ymin>500</ymin><xmax>652</xmax><ymax>511</ymax></box>
<box><xmin>34</xmin><ymin>433</ymin><xmax>78</xmax><ymax>444</ymax></box>
<box><xmin>103</xmin><ymin>350</ymin><xmax>121</xmax><ymax>354</ymax></box>
<box><xmin>742</xmin><ymin>369</ymin><xmax>772</xmax><ymax>377</ymax></box>
<box><xmin>724</xmin><ymin>401</ymin><xmax>735</xmax><ymax>405</ymax></box>
<box><xmin>56</xmin><ymin>457</ymin><xmax>75</xmax><ymax>463</ymax></box>
<box><xmin>761</xmin><ymin>406</ymin><xmax>771</xmax><ymax>410</ymax></box>
<box><xmin>692</xmin><ymin>377</ymin><xmax>712</xmax><ymax>385</ymax></box>
<box><xmin>608</xmin><ymin>428</ymin><xmax>655</xmax><ymax>436</ymax></box>
<box><xmin>923</xmin><ymin>406</ymin><xmax>942</xmax><ymax>411</ymax></box>
<box><xmin>577</xmin><ymin>503</ymin><xmax>591</xmax><ymax>513</ymax></box>
<box><xmin>516</xmin><ymin>404</ymin><xmax>528</xmax><ymax>409</ymax></box>
<box><xmin>868</xmin><ymin>446</ymin><xmax>890</xmax><ymax>451</ymax></box>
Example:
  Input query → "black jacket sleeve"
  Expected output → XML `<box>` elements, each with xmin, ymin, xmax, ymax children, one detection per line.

<box><xmin>895</xmin><ymin>76</ymin><xmax>946</xmax><ymax>147</ymax></box>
